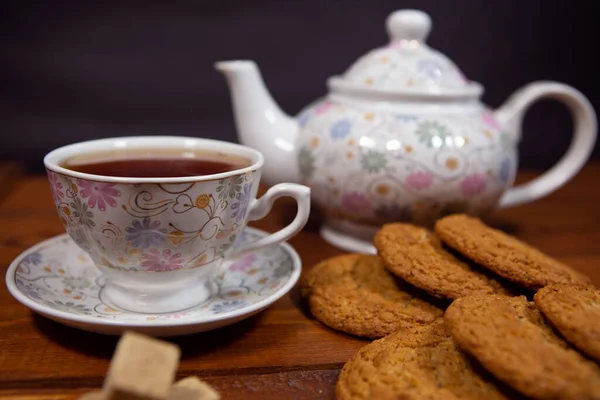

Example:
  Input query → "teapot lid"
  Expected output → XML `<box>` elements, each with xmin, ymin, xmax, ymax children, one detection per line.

<box><xmin>328</xmin><ymin>10</ymin><xmax>482</xmax><ymax>98</ymax></box>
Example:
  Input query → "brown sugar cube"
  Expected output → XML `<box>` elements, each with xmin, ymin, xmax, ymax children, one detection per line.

<box><xmin>168</xmin><ymin>377</ymin><xmax>220</xmax><ymax>400</ymax></box>
<box><xmin>77</xmin><ymin>391</ymin><xmax>106</xmax><ymax>400</ymax></box>
<box><xmin>104</xmin><ymin>331</ymin><xmax>181</xmax><ymax>400</ymax></box>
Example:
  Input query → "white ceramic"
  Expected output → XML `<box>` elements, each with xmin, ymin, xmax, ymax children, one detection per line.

<box><xmin>215</xmin><ymin>9</ymin><xmax>597</xmax><ymax>253</ymax></box>
<box><xmin>6</xmin><ymin>228</ymin><xmax>301</xmax><ymax>337</ymax></box>
<box><xmin>43</xmin><ymin>136</ymin><xmax>310</xmax><ymax>313</ymax></box>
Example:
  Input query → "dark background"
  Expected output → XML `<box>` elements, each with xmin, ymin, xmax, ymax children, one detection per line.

<box><xmin>2</xmin><ymin>0</ymin><xmax>599</xmax><ymax>172</ymax></box>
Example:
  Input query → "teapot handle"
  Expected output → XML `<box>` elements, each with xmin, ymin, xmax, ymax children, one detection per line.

<box><xmin>495</xmin><ymin>81</ymin><xmax>597</xmax><ymax>208</ymax></box>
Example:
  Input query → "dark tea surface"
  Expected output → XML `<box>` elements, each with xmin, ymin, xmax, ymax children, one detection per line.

<box><xmin>62</xmin><ymin>149</ymin><xmax>251</xmax><ymax>178</ymax></box>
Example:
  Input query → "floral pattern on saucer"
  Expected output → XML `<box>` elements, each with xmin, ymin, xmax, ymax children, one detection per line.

<box><xmin>13</xmin><ymin>229</ymin><xmax>296</xmax><ymax>322</ymax></box>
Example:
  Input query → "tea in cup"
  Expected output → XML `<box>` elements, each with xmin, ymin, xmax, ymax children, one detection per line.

<box><xmin>44</xmin><ymin>136</ymin><xmax>310</xmax><ymax>313</ymax></box>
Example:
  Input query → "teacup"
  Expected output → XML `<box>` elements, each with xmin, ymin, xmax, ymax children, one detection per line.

<box><xmin>44</xmin><ymin>136</ymin><xmax>310</xmax><ymax>313</ymax></box>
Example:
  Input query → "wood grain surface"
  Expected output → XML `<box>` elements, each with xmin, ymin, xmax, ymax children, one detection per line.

<box><xmin>1</xmin><ymin>163</ymin><xmax>599</xmax><ymax>399</ymax></box>
<box><xmin>0</xmin><ymin>163</ymin><xmax>22</xmax><ymax>203</ymax></box>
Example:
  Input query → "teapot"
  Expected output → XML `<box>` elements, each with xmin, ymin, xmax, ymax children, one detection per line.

<box><xmin>216</xmin><ymin>9</ymin><xmax>597</xmax><ymax>253</ymax></box>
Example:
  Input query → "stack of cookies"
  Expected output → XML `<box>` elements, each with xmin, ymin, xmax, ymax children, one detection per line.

<box><xmin>301</xmin><ymin>214</ymin><xmax>600</xmax><ymax>400</ymax></box>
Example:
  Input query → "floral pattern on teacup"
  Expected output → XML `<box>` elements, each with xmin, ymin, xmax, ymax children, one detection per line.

<box><xmin>14</xmin><ymin>229</ymin><xmax>295</xmax><ymax>321</ymax></box>
<box><xmin>47</xmin><ymin>170</ymin><xmax>259</xmax><ymax>272</ymax></box>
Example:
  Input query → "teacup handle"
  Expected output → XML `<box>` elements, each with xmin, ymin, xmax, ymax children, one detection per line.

<box><xmin>228</xmin><ymin>183</ymin><xmax>311</xmax><ymax>258</ymax></box>
<box><xmin>495</xmin><ymin>81</ymin><xmax>597</xmax><ymax>208</ymax></box>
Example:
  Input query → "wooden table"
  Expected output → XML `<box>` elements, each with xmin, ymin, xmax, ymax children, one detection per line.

<box><xmin>1</xmin><ymin>162</ymin><xmax>599</xmax><ymax>399</ymax></box>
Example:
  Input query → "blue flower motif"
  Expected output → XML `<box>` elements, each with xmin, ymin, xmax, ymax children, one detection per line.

<box><xmin>125</xmin><ymin>217</ymin><xmax>167</xmax><ymax>249</ymax></box>
<box><xmin>16</xmin><ymin>279</ymin><xmax>43</xmax><ymax>301</ymax></box>
<box><xmin>22</xmin><ymin>252</ymin><xmax>42</xmax><ymax>266</ymax></box>
<box><xmin>499</xmin><ymin>157</ymin><xmax>511</xmax><ymax>184</ymax></box>
<box><xmin>231</xmin><ymin>183</ymin><xmax>252</xmax><ymax>222</ymax></box>
<box><xmin>330</xmin><ymin>119</ymin><xmax>352</xmax><ymax>140</ymax></box>
<box><xmin>298</xmin><ymin>109</ymin><xmax>311</xmax><ymax>127</ymax></box>
<box><xmin>237</xmin><ymin>229</ymin><xmax>250</xmax><ymax>244</ymax></box>
<box><xmin>417</xmin><ymin>59</ymin><xmax>444</xmax><ymax>80</ymax></box>
<box><xmin>211</xmin><ymin>300</ymin><xmax>247</xmax><ymax>314</ymax></box>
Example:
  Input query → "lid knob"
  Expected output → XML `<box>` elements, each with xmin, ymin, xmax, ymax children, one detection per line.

<box><xmin>386</xmin><ymin>10</ymin><xmax>431</xmax><ymax>43</ymax></box>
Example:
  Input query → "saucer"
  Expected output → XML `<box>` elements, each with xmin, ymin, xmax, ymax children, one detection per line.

<box><xmin>6</xmin><ymin>227</ymin><xmax>301</xmax><ymax>337</ymax></box>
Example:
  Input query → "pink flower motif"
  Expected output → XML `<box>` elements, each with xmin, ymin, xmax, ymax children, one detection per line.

<box><xmin>141</xmin><ymin>249</ymin><xmax>184</xmax><ymax>271</ymax></box>
<box><xmin>230</xmin><ymin>253</ymin><xmax>258</xmax><ymax>272</ymax></box>
<box><xmin>77</xmin><ymin>179</ymin><xmax>121</xmax><ymax>211</ymax></box>
<box><xmin>163</xmin><ymin>312</ymin><xmax>188</xmax><ymax>319</ymax></box>
<box><xmin>482</xmin><ymin>111</ymin><xmax>500</xmax><ymax>131</ymax></box>
<box><xmin>47</xmin><ymin>172</ymin><xmax>64</xmax><ymax>202</ymax></box>
<box><xmin>315</xmin><ymin>101</ymin><xmax>333</xmax><ymax>115</ymax></box>
<box><xmin>460</xmin><ymin>174</ymin><xmax>487</xmax><ymax>197</ymax></box>
<box><xmin>341</xmin><ymin>192</ymin><xmax>371</xmax><ymax>213</ymax></box>
<box><xmin>406</xmin><ymin>171</ymin><xmax>433</xmax><ymax>191</ymax></box>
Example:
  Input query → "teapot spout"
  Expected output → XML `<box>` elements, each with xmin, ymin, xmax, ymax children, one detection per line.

<box><xmin>215</xmin><ymin>60</ymin><xmax>300</xmax><ymax>186</ymax></box>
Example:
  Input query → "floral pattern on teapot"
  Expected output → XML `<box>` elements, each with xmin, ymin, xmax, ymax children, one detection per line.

<box><xmin>47</xmin><ymin>171</ymin><xmax>258</xmax><ymax>271</ymax></box>
<box><xmin>296</xmin><ymin>99</ymin><xmax>517</xmax><ymax>226</ymax></box>
<box><xmin>340</xmin><ymin>40</ymin><xmax>469</xmax><ymax>93</ymax></box>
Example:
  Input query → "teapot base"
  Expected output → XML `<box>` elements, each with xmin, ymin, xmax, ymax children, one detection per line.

<box><xmin>320</xmin><ymin>221</ymin><xmax>377</xmax><ymax>254</ymax></box>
